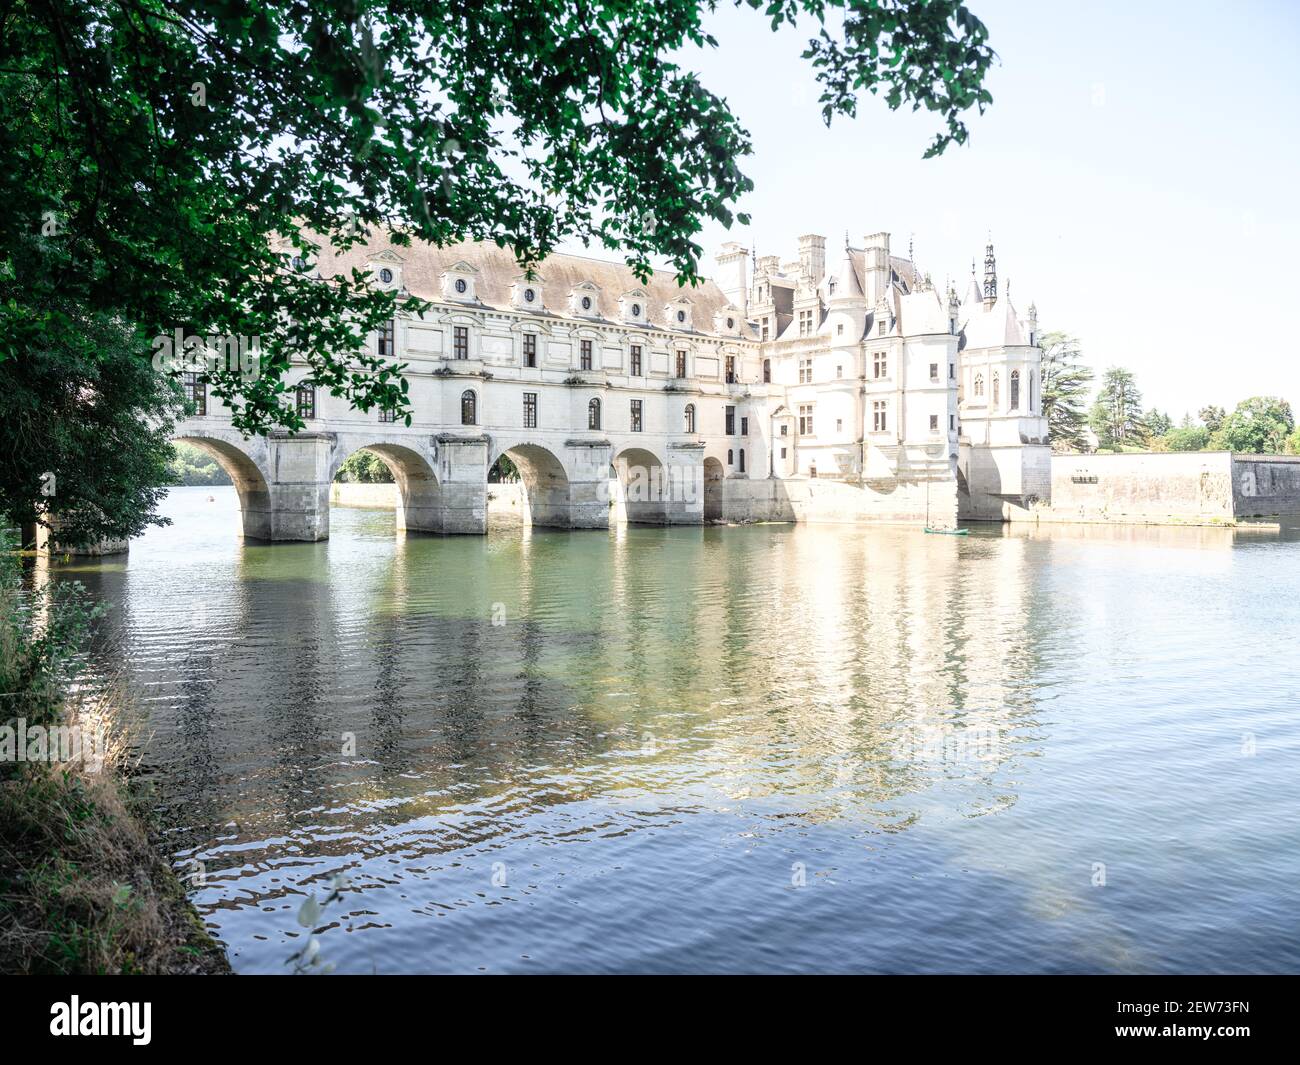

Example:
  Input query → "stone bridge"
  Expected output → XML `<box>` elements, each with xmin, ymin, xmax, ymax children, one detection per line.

<box><xmin>175</xmin><ymin>416</ymin><xmax>706</xmax><ymax>540</ymax></box>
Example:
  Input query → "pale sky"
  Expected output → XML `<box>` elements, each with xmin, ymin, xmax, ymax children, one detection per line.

<box><xmin>662</xmin><ymin>0</ymin><xmax>1299</xmax><ymax>420</ymax></box>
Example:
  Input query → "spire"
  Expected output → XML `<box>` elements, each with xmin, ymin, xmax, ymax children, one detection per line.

<box><xmin>983</xmin><ymin>240</ymin><xmax>997</xmax><ymax>307</ymax></box>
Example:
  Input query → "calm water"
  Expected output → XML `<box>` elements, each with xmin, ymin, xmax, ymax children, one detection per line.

<box><xmin>57</xmin><ymin>486</ymin><xmax>1300</xmax><ymax>973</ymax></box>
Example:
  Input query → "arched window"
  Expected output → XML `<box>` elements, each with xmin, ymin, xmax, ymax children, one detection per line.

<box><xmin>1010</xmin><ymin>370</ymin><xmax>1020</xmax><ymax>411</ymax></box>
<box><xmin>588</xmin><ymin>397</ymin><xmax>601</xmax><ymax>430</ymax></box>
<box><xmin>738</xmin><ymin>448</ymin><xmax>745</xmax><ymax>473</ymax></box>
<box><xmin>762</xmin><ymin>359</ymin><xmax>771</xmax><ymax>384</ymax></box>
<box><xmin>295</xmin><ymin>382</ymin><xmax>316</xmax><ymax>419</ymax></box>
<box><xmin>460</xmin><ymin>389</ymin><xmax>476</xmax><ymax>425</ymax></box>
<box><xmin>992</xmin><ymin>372</ymin><xmax>1001</xmax><ymax>408</ymax></box>
<box><xmin>727</xmin><ymin>448</ymin><xmax>734</xmax><ymax>466</ymax></box>
<box><xmin>684</xmin><ymin>403</ymin><xmax>696</xmax><ymax>433</ymax></box>
<box><xmin>973</xmin><ymin>373</ymin><xmax>984</xmax><ymax>399</ymax></box>
<box><xmin>1028</xmin><ymin>371</ymin><xmax>1035</xmax><ymax>412</ymax></box>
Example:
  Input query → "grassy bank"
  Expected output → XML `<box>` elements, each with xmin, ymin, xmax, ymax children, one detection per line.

<box><xmin>0</xmin><ymin>539</ymin><xmax>229</xmax><ymax>974</ymax></box>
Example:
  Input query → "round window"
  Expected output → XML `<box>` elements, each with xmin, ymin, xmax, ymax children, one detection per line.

<box><xmin>677</xmin><ymin>310</ymin><xmax>686</xmax><ymax>323</ymax></box>
<box><xmin>379</xmin><ymin>267</ymin><xmax>393</xmax><ymax>284</ymax></box>
<box><xmin>524</xmin><ymin>287</ymin><xmax>536</xmax><ymax>303</ymax></box>
<box><xmin>631</xmin><ymin>303</ymin><xmax>641</xmax><ymax>317</ymax></box>
<box><xmin>581</xmin><ymin>296</ymin><xmax>592</xmax><ymax>311</ymax></box>
<box><xmin>292</xmin><ymin>255</ymin><xmax>305</xmax><ymax>271</ymax></box>
<box><xmin>726</xmin><ymin>317</ymin><xmax>735</xmax><ymax>329</ymax></box>
<box><xmin>455</xmin><ymin>278</ymin><xmax>467</xmax><ymax>294</ymax></box>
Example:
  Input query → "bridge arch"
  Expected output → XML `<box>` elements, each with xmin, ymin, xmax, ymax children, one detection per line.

<box><xmin>330</xmin><ymin>439</ymin><xmax>442</xmax><ymax>534</ymax></box>
<box><xmin>489</xmin><ymin>440</ymin><xmax>576</xmax><ymax>528</ymax></box>
<box><xmin>703</xmin><ymin>456</ymin><xmax>725</xmax><ymax>522</ymax></box>
<box><xmin>173</xmin><ymin>430</ymin><xmax>274</xmax><ymax>540</ymax></box>
<box><xmin>612</xmin><ymin>445</ymin><xmax>671</xmax><ymax>525</ymax></box>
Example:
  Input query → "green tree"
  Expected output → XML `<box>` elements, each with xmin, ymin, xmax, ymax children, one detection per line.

<box><xmin>1287</xmin><ymin>426</ymin><xmax>1300</xmax><ymax>456</ymax></box>
<box><xmin>1090</xmin><ymin>367</ymin><xmax>1145</xmax><ymax>450</ymax></box>
<box><xmin>1199</xmin><ymin>405</ymin><xmax>1226</xmax><ymax>434</ymax></box>
<box><xmin>1144</xmin><ymin>409</ymin><xmax>1173</xmax><ymax>438</ymax></box>
<box><xmin>1037</xmin><ymin>331</ymin><xmax>1094</xmax><ymax>451</ymax></box>
<box><xmin>0</xmin><ymin>311</ymin><xmax>180</xmax><ymax>546</ymax></box>
<box><xmin>334</xmin><ymin>451</ymin><xmax>394</xmax><ymax>484</ymax></box>
<box><xmin>1208</xmin><ymin>396</ymin><xmax>1295</xmax><ymax>454</ymax></box>
<box><xmin>1160</xmin><ymin>426</ymin><xmax>1211</xmax><ymax>452</ymax></box>
<box><xmin>167</xmin><ymin>443</ymin><xmax>233</xmax><ymax>487</ymax></box>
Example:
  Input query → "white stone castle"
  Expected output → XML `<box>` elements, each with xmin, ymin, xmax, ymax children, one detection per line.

<box><xmin>174</xmin><ymin>230</ymin><xmax>1051</xmax><ymax>539</ymax></box>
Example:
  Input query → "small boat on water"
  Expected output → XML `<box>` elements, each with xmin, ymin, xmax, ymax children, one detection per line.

<box><xmin>924</xmin><ymin>526</ymin><xmax>969</xmax><ymax>536</ymax></box>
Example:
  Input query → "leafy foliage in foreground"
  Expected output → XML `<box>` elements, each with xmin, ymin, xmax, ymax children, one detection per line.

<box><xmin>3</xmin><ymin>0</ymin><xmax>995</xmax><ymax>436</ymax></box>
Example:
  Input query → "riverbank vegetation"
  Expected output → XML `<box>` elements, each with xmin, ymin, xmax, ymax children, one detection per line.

<box><xmin>1057</xmin><ymin>354</ymin><xmax>1299</xmax><ymax>456</ymax></box>
<box><xmin>0</xmin><ymin>537</ymin><xmax>228</xmax><ymax>973</ymax></box>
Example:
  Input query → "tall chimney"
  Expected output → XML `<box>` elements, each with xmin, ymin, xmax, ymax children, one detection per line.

<box><xmin>714</xmin><ymin>242</ymin><xmax>749</xmax><ymax>315</ymax></box>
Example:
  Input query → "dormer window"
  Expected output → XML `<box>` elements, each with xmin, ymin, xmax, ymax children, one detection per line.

<box><xmin>828</xmin><ymin>280</ymin><xmax>836</xmax><ymax>295</ymax></box>
<box><xmin>442</xmin><ymin>261</ymin><xmax>478</xmax><ymax>301</ymax></box>
<box><xmin>524</xmin><ymin>287</ymin><xmax>536</xmax><ymax>303</ymax></box>
<box><xmin>632</xmin><ymin>303</ymin><xmax>642</xmax><ymax>317</ymax></box>
<box><xmin>726</xmin><ymin>316</ymin><xmax>735</xmax><ymax>330</ymax></box>
<box><xmin>581</xmin><ymin>296</ymin><xmax>592</xmax><ymax>311</ymax></box>
<box><xmin>379</xmin><ymin>268</ymin><xmax>394</xmax><ymax>284</ymax></box>
<box><xmin>676</xmin><ymin>310</ymin><xmax>686</xmax><ymax>323</ymax></box>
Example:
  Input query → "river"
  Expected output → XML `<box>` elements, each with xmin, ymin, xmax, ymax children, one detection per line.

<box><xmin>57</xmin><ymin>485</ymin><xmax>1300</xmax><ymax>973</ymax></box>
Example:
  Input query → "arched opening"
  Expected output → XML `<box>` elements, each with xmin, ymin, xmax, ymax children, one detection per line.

<box><xmin>1010</xmin><ymin>370</ymin><xmax>1020</xmax><ymax>411</ymax></box>
<box><xmin>332</xmin><ymin>443</ymin><xmax>441</xmax><ymax>534</ymax></box>
<box><xmin>173</xmin><ymin>434</ymin><xmax>273</xmax><ymax>540</ymax></box>
<box><xmin>683</xmin><ymin>403</ymin><xmax>696</xmax><ymax>434</ymax></box>
<box><xmin>992</xmin><ymin>372</ymin><xmax>1001</xmax><ymax>409</ymax></box>
<box><xmin>612</xmin><ymin>446</ymin><xmax>669</xmax><ymax>525</ymax></box>
<box><xmin>588</xmin><ymin>397</ymin><xmax>602</xmax><ymax>430</ymax></box>
<box><xmin>703</xmin><ymin>457</ymin><xmax>724</xmax><ymax>522</ymax></box>
<box><xmin>461</xmin><ymin>389</ymin><xmax>477</xmax><ymax>425</ymax></box>
<box><xmin>491</xmin><ymin>443</ymin><xmax>573</xmax><ymax>528</ymax></box>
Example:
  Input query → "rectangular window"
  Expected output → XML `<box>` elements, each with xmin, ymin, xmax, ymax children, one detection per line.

<box><xmin>799</xmin><ymin>358</ymin><xmax>812</xmax><ymax>384</ymax></box>
<box><xmin>725</xmin><ymin>405</ymin><xmax>735</xmax><ymax>435</ymax></box>
<box><xmin>950</xmin><ymin>414</ymin><xmax>956</xmax><ymax>431</ymax></box>
<box><xmin>453</xmin><ymin>325</ymin><xmax>468</xmax><ymax>360</ymax></box>
<box><xmin>740</xmin><ymin>416</ymin><xmax>749</xmax><ymax>436</ymax></box>
<box><xmin>930</xmin><ymin>362</ymin><xmax>940</xmax><ymax>382</ymax></box>
<box><xmin>580</xmin><ymin>339</ymin><xmax>593</xmax><ymax>371</ymax></box>
<box><xmin>725</xmin><ymin>355</ymin><xmax>736</xmax><ymax>383</ymax></box>
<box><xmin>873</xmin><ymin>400</ymin><xmax>887</xmax><ymax>432</ymax></box>
<box><xmin>798</xmin><ymin>404</ymin><xmax>814</xmax><ymax>436</ymax></box>
<box><xmin>630</xmin><ymin>399</ymin><xmax>643</xmax><ymax>432</ymax></box>
<box><xmin>780</xmin><ymin>424</ymin><xmax>788</xmax><ymax>436</ymax></box>
<box><xmin>378</xmin><ymin>319</ymin><xmax>396</xmax><ymax>358</ymax></box>
<box><xmin>949</xmin><ymin>363</ymin><xmax>955</xmax><ymax>380</ymax></box>
<box><xmin>930</xmin><ymin>414</ymin><xmax>939</xmax><ymax>431</ymax></box>
<box><xmin>836</xmin><ymin>364</ymin><xmax>843</xmax><ymax>378</ymax></box>
<box><xmin>523</xmin><ymin>333</ymin><xmax>537</xmax><ymax>367</ymax></box>
<box><xmin>836</xmin><ymin>418</ymin><xmax>843</xmax><ymax>432</ymax></box>
<box><xmin>675</xmin><ymin>351</ymin><xmax>687</xmax><ymax>378</ymax></box>
<box><xmin>798</xmin><ymin>309</ymin><xmax>814</xmax><ymax>336</ymax></box>
<box><xmin>630</xmin><ymin>345</ymin><xmax>642</xmax><ymax>376</ymax></box>
<box><xmin>761</xmin><ymin>319</ymin><xmax>770</xmax><ymax>341</ymax></box>
<box><xmin>183</xmin><ymin>372</ymin><xmax>206</xmax><ymax>416</ymax></box>
<box><xmin>780</xmin><ymin>447</ymin><xmax>787</xmax><ymax>458</ymax></box>
<box><xmin>296</xmin><ymin>383</ymin><xmax>315</xmax><ymax>419</ymax></box>
<box><xmin>873</xmin><ymin>352</ymin><xmax>887</xmax><ymax>379</ymax></box>
<box><xmin>379</xmin><ymin>407</ymin><xmax>397</xmax><ymax>424</ymax></box>
<box><xmin>523</xmin><ymin>392</ymin><xmax>538</xmax><ymax>429</ymax></box>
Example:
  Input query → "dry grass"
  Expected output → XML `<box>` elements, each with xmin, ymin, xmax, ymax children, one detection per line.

<box><xmin>0</xmin><ymin>682</ymin><xmax>229</xmax><ymax>974</ymax></box>
<box><xmin>0</xmin><ymin>550</ymin><xmax>229</xmax><ymax>975</ymax></box>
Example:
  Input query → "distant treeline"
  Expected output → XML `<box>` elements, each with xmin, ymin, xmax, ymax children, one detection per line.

<box><xmin>168</xmin><ymin>442</ymin><xmax>232</xmax><ymax>486</ymax></box>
